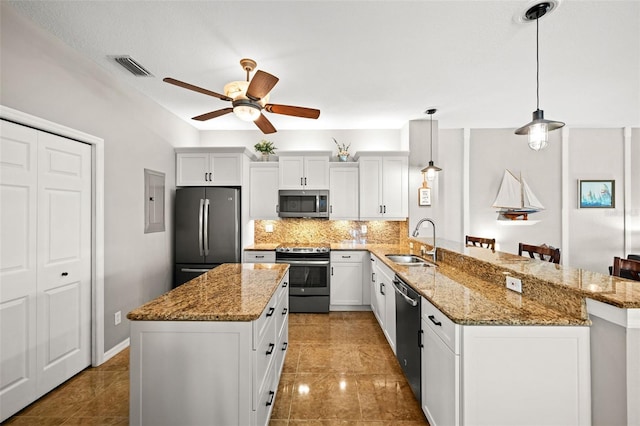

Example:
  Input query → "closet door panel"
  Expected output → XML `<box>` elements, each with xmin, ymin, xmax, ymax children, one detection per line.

<box><xmin>0</xmin><ymin>120</ymin><xmax>38</xmax><ymax>422</ymax></box>
<box><xmin>36</xmin><ymin>132</ymin><xmax>91</xmax><ymax>395</ymax></box>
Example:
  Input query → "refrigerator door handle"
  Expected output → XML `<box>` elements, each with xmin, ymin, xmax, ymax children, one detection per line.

<box><xmin>198</xmin><ymin>198</ymin><xmax>205</xmax><ymax>257</ymax></box>
<box><xmin>203</xmin><ymin>198</ymin><xmax>210</xmax><ymax>256</ymax></box>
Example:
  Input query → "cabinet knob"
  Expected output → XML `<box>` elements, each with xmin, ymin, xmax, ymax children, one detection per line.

<box><xmin>61</xmin><ymin>272</ymin><xmax>69</xmax><ymax>277</ymax></box>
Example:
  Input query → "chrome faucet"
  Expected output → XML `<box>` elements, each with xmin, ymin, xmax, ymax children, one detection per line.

<box><xmin>412</xmin><ymin>218</ymin><xmax>436</xmax><ymax>262</ymax></box>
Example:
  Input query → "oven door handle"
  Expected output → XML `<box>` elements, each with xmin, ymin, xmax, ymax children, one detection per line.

<box><xmin>276</xmin><ymin>260</ymin><xmax>330</xmax><ymax>265</ymax></box>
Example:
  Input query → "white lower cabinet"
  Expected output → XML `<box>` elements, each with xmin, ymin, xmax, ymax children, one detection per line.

<box><xmin>330</xmin><ymin>251</ymin><xmax>366</xmax><ymax>308</ymax></box>
<box><xmin>421</xmin><ymin>296</ymin><xmax>591</xmax><ymax>426</ymax></box>
<box><xmin>129</xmin><ymin>273</ymin><xmax>289</xmax><ymax>426</ymax></box>
<box><xmin>244</xmin><ymin>250</ymin><xmax>276</xmax><ymax>263</ymax></box>
<box><xmin>369</xmin><ymin>254</ymin><xmax>395</xmax><ymax>353</ymax></box>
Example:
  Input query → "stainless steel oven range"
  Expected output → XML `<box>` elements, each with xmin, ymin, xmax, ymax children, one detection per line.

<box><xmin>275</xmin><ymin>244</ymin><xmax>330</xmax><ymax>313</ymax></box>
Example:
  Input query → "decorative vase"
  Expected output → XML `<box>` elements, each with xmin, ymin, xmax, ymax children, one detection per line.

<box><xmin>261</xmin><ymin>153</ymin><xmax>270</xmax><ymax>162</ymax></box>
<box><xmin>338</xmin><ymin>154</ymin><xmax>348</xmax><ymax>162</ymax></box>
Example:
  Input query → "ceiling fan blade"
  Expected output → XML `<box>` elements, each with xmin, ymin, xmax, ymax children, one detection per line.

<box><xmin>164</xmin><ymin>77</ymin><xmax>232</xmax><ymax>101</ymax></box>
<box><xmin>254</xmin><ymin>113</ymin><xmax>277</xmax><ymax>134</ymax></box>
<box><xmin>246</xmin><ymin>70</ymin><xmax>279</xmax><ymax>101</ymax></box>
<box><xmin>264</xmin><ymin>104</ymin><xmax>320</xmax><ymax>119</ymax></box>
<box><xmin>192</xmin><ymin>108</ymin><xmax>233</xmax><ymax>121</ymax></box>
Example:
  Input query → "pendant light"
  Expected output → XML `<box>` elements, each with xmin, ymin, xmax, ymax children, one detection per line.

<box><xmin>515</xmin><ymin>1</ymin><xmax>564</xmax><ymax>151</ymax></box>
<box><xmin>421</xmin><ymin>108</ymin><xmax>441</xmax><ymax>181</ymax></box>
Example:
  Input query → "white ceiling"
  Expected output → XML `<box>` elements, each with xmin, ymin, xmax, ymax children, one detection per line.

<box><xmin>7</xmin><ymin>0</ymin><xmax>640</xmax><ymax>132</ymax></box>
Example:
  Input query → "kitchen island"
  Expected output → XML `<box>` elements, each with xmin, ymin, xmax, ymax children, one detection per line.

<box><xmin>127</xmin><ymin>263</ymin><xmax>289</xmax><ymax>426</ymax></box>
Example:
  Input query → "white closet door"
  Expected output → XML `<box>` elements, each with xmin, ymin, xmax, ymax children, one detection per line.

<box><xmin>0</xmin><ymin>120</ymin><xmax>38</xmax><ymax>420</ymax></box>
<box><xmin>36</xmin><ymin>132</ymin><xmax>91</xmax><ymax>394</ymax></box>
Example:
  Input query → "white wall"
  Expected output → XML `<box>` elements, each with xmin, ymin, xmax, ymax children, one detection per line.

<box><xmin>199</xmin><ymin>128</ymin><xmax>401</xmax><ymax>154</ymax></box>
<box><xmin>434</xmin><ymin>125</ymin><xmax>639</xmax><ymax>274</ymax></box>
<box><xmin>0</xmin><ymin>4</ymin><xmax>199</xmax><ymax>355</ymax></box>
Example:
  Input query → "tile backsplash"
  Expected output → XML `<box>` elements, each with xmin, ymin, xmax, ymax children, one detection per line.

<box><xmin>254</xmin><ymin>219</ymin><xmax>408</xmax><ymax>245</ymax></box>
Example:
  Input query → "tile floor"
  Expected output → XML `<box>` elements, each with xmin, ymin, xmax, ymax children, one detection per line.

<box><xmin>5</xmin><ymin>311</ymin><xmax>428</xmax><ymax>425</ymax></box>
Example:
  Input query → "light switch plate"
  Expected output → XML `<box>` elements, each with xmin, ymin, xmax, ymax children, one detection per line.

<box><xmin>506</xmin><ymin>276</ymin><xmax>522</xmax><ymax>293</ymax></box>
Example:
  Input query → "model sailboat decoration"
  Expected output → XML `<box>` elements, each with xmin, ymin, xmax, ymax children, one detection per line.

<box><xmin>492</xmin><ymin>169</ymin><xmax>544</xmax><ymax>221</ymax></box>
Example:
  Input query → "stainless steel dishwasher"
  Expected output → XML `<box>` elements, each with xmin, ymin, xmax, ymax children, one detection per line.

<box><xmin>392</xmin><ymin>275</ymin><xmax>422</xmax><ymax>402</ymax></box>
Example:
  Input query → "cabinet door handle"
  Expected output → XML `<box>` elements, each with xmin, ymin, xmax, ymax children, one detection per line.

<box><xmin>266</xmin><ymin>307</ymin><xmax>275</xmax><ymax>317</ymax></box>
<box><xmin>281</xmin><ymin>342</ymin><xmax>288</xmax><ymax>351</ymax></box>
<box><xmin>276</xmin><ymin>204</ymin><xmax>279</xmax><ymax>213</ymax></box>
<box><xmin>331</xmin><ymin>266</ymin><xmax>334</xmax><ymax>276</ymax></box>
<box><xmin>300</xmin><ymin>177</ymin><xmax>304</xmax><ymax>186</ymax></box>
<box><xmin>204</xmin><ymin>172</ymin><xmax>208</xmax><ymax>181</ymax></box>
<box><xmin>266</xmin><ymin>390</ymin><xmax>275</xmax><ymax>406</ymax></box>
<box><xmin>380</xmin><ymin>282</ymin><xmax>385</xmax><ymax>295</ymax></box>
<box><xmin>330</xmin><ymin>205</ymin><xmax>333</xmax><ymax>214</ymax></box>
<box><xmin>282</xmin><ymin>307</ymin><xmax>288</xmax><ymax>316</ymax></box>
<box><xmin>304</xmin><ymin>177</ymin><xmax>307</xmax><ymax>186</ymax></box>
<box><xmin>282</xmin><ymin>281</ymin><xmax>288</xmax><ymax>288</ymax></box>
<box><xmin>379</xmin><ymin>205</ymin><xmax>383</xmax><ymax>213</ymax></box>
<box><xmin>428</xmin><ymin>315</ymin><xmax>442</xmax><ymax>326</ymax></box>
<box><xmin>419</xmin><ymin>329</ymin><xmax>424</xmax><ymax>348</ymax></box>
<box><xmin>383</xmin><ymin>205</ymin><xmax>386</xmax><ymax>213</ymax></box>
<box><xmin>61</xmin><ymin>272</ymin><xmax>69</xmax><ymax>277</ymax></box>
<box><xmin>372</xmin><ymin>272</ymin><xmax>376</xmax><ymax>282</ymax></box>
<box><xmin>266</xmin><ymin>343</ymin><xmax>275</xmax><ymax>355</ymax></box>
<box><xmin>342</xmin><ymin>255</ymin><xmax>351</xmax><ymax>259</ymax></box>
<box><xmin>255</xmin><ymin>255</ymin><xmax>264</xmax><ymax>259</ymax></box>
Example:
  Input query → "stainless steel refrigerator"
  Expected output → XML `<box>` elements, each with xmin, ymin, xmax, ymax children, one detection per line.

<box><xmin>174</xmin><ymin>187</ymin><xmax>241</xmax><ymax>287</ymax></box>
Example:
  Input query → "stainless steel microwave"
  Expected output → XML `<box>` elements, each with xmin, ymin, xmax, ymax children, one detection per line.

<box><xmin>278</xmin><ymin>190</ymin><xmax>329</xmax><ymax>218</ymax></box>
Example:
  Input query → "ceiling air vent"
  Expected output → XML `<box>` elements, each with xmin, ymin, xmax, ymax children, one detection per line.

<box><xmin>111</xmin><ymin>55</ymin><xmax>153</xmax><ymax>77</ymax></box>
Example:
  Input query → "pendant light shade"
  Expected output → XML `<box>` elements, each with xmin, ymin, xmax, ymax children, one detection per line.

<box><xmin>515</xmin><ymin>1</ymin><xmax>564</xmax><ymax>151</ymax></box>
<box><xmin>421</xmin><ymin>108</ymin><xmax>441</xmax><ymax>181</ymax></box>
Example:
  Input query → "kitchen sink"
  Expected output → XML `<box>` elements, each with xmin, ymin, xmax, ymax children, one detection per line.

<box><xmin>385</xmin><ymin>254</ymin><xmax>435</xmax><ymax>266</ymax></box>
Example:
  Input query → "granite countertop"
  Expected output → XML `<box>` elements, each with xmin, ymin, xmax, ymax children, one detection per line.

<box><xmin>366</xmin><ymin>246</ymin><xmax>590</xmax><ymax>326</ymax></box>
<box><xmin>127</xmin><ymin>263</ymin><xmax>289</xmax><ymax>321</ymax></box>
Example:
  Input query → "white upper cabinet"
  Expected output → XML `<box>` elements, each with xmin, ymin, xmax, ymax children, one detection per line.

<box><xmin>176</xmin><ymin>148</ymin><xmax>251</xmax><ymax>186</ymax></box>
<box><xmin>278</xmin><ymin>152</ymin><xmax>330</xmax><ymax>189</ymax></box>
<box><xmin>329</xmin><ymin>163</ymin><xmax>359</xmax><ymax>220</ymax></box>
<box><xmin>249</xmin><ymin>162</ymin><xmax>279</xmax><ymax>219</ymax></box>
<box><xmin>356</xmin><ymin>152</ymin><xmax>408</xmax><ymax>220</ymax></box>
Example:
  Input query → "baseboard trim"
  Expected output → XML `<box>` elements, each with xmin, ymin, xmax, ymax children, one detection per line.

<box><xmin>100</xmin><ymin>338</ymin><xmax>130</xmax><ymax>365</ymax></box>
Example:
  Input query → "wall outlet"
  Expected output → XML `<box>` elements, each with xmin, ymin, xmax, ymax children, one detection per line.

<box><xmin>506</xmin><ymin>276</ymin><xmax>522</xmax><ymax>293</ymax></box>
<box><xmin>265</xmin><ymin>223</ymin><xmax>274</xmax><ymax>233</ymax></box>
<box><xmin>114</xmin><ymin>311</ymin><xmax>121</xmax><ymax>325</ymax></box>
<box><xmin>409</xmin><ymin>242</ymin><xmax>414</xmax><ymax>248</ymax></box>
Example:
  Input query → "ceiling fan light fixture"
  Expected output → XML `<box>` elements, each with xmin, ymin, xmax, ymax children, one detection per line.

<box><xmin>515</xmin><ymin>1</ymin><xmax>564</xmax><ymax>151</ymax></box>
<box><xmin>232</xmin><ymin>100</ymin><xmax>261</xmax><ymax>122</ymax></box>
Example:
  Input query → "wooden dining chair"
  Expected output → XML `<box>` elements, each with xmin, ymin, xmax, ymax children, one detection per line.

<box><xmin>612</xmin><ymin>256</ymin><xmax>640</xmax><ymax>281</ymax></box>
<box><xmin>465</xmin><ymin>235</ymin><xmax>496</xmax><ymax>251</ymax></box>
<box><xmin>518</xmin><ymin>243</ymin><xmax>561</xmax><ymax>264</ymax></box>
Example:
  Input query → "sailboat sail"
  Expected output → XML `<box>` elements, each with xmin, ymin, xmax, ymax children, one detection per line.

<box><xmin>492</xmin><ymin>170</ymin><xmax>544</xmax><ymax>216</ymax></box>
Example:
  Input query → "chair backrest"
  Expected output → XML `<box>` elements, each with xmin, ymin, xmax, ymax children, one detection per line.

<box><xmin>612</xmin><ymin>256</ymin><xmax>640</xmax><ymax>281</ymax></box>
<box><xmin>465</xmin><ymin>235</ymin><xmax>496</xmax><ymax>250</ymax></box>
<box><xmin>628</xmin><ymin>254</ymin><xmax>640</xmax><ymax>262</ymax></box>
<box><xmin>518</xmin><ymin>243</ymin><xmax>561</xmax><ymax>264</ymax></box>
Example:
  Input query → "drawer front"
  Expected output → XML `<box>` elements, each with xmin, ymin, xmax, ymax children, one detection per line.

<box><xmin>275</xmin><ymin>286</ymin><xmax>288</xmax><ymax>340</ymax></box>
<box><xmin>255</xmin><ymin>319</ymin><xmax>277</xmax><ymax>395</ymax></box>
<box><xmin>256</xmin><ymin>359</ymin><xmax>278</xmax><ymax>426</ymax></box>
<box><xmin>422</xmin><ymin>297</ymin><xmax>459</xmax><ymax>354</ymax></box>
<box><xmin>275</xmin><ymin>321</ymin><xmax>288</xmax><ymax>376</ymax></box>
<box><xmin>244</xmin><ymin>251</ymin><xmax>276</xmax><ymax>263</ymax></box>
<box><xmin>253</xmin><ymin>291</ymin><xmax>279</xmax><ymax>349</ymax></box>
<box><xmin>331</xmin><ymin>250</ymin><xmax>366</xmax><ymax>263</ymax></box>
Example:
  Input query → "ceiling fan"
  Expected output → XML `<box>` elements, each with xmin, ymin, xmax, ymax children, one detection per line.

<box><xmin>163</xmin><ymin>58</ymin><xmax>320</xmax><ymax>134</ymax></box>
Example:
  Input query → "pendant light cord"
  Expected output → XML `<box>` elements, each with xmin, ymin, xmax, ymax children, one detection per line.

<box><xmin>536</xmin><ymin>16</ymin><xmax>540</xmax><ymax>110</ymax></box>
<box><xmin>429</xmin><ymin>113</ymin><xmax>433</xmax><ymax>160</ymax></box>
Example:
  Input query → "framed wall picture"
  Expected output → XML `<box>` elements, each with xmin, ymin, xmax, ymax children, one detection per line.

<box><xmin>418</xmin><ymin>187</ymin><xmax>431</xmax><ymax>206</ymax></box>
<box><xmin>578</xmin><ymin>180</ymin><xmax>615</xmax><ymax>208</ymax></box>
